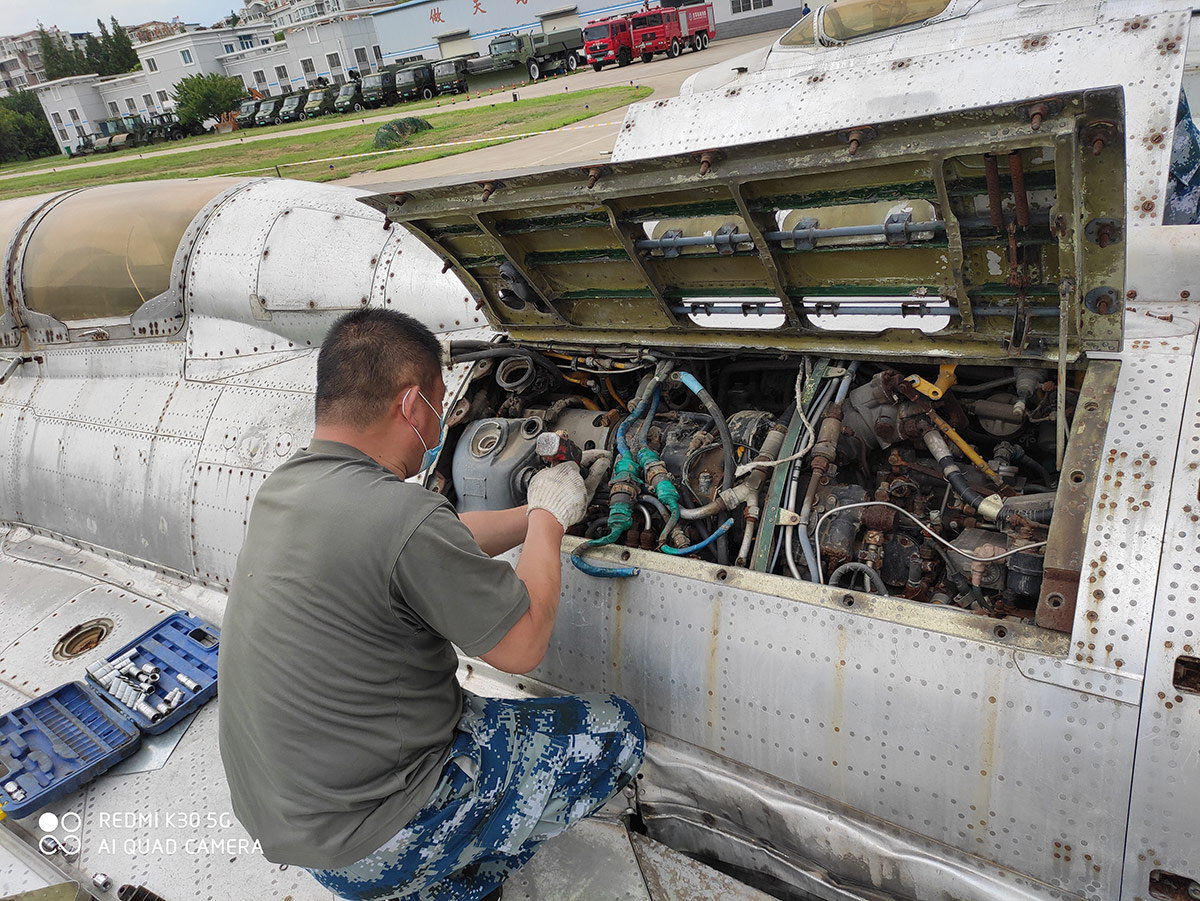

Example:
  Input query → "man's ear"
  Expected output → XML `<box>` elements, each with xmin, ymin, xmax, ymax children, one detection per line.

<box><xmin>394</xmin><ymin>386</ymin><xmax>415</xmax><ymax>424</ymax></box>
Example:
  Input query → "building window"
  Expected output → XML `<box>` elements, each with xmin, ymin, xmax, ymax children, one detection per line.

<box><xmin>326</xmin><ymin>51</ymin><xmax>341</xmax><ymax>72</ymax></box>
<box><xmin>156</xmin><ymin>90</ymin><xmax>168</xmax><ymax>103</ymax></box>
<box><xmin>372</xmin><ymin>44</ymin><xmax>382</xmax><ymax>63</ymax></box>
<box><xmin>50</xmin><ymin>85</ymin><xmax>61</xmax><ymax>100</ymax></box>
<box><xmin>239</xmin><ymin>35</ymin><xmax>255</xmax><ymax>49</ymax></box>
<box><xmin>68</xmin><ymin>107</ymin><xmax>80</xmax><ymax>122</ymax></box>
<box><xmin>142</xmin><ymin>93</ymin><xmax>154</xmax><ymax>110</ymax></box>
<box><xmin>51</xmin><ymin>111</ymin><xmax>63</xmax><ymax>126</ymax></box>
<box><xmin>224</xmin><ymin>43</ymin><xmax>235</xmax><ymax>53</ymax></box>
<box><xmin>308</xmin><ymin>26</ymin><xmax>319</xmax><ymax>43</ymax></box>
<box><xmin>731</xmin><ymin>0</ymin><xmax>771</xmax><ymax>11</ymax></box>
<box><xmin>354</xmin><ymin>46</ymin><xmax>369</xmax><ymax>72</ymax></box>
<box><xmin>75</xmin><ymin>124</ymin><xmax>87</xmax><ymax>138</ymax></box>
<box><xmin>300</xmin><ymin>57</ymin><xmax>315</xmax><ymax>77</ymax></box>
<box><xmin>180</xmin><ymin>49</ymin><xmax>193</xmax><ymax>64</ymax></box>
<box><xmin>146</xmin><ymin>57</ymin><xmax>158</xmax><ymax>72</ymax></box>
<box><xmin>253</xmin><ymin>69</ymin><xmax>267</xmax><ymax>88</ymax></box>
<box><xmin>274</xmin><ymin>64</ymin><xmax>288</xmax><ymax>83</ymax></box>
<box><xmin>125</xmin><ymin>97</ymin><xmax>137</xmax><ymax>112</ymax></box>
<box><xmin>58</xmin><ymin>127</ymin><xmax>69</xmax><ymax>142</ymax></box>
<box><xmin>108</xmin><ymin>101</ymin><xmax>120</xmax><ymax>115</ymax></box>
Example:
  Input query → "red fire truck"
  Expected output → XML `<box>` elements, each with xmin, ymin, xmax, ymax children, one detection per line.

<box><xmin>630</xmin><ymin>3</ymin><xmax>715</xmax><ymax>62</ymax></box>
<box><xmin>583</xmin><ymin>13</ymin><xmax>636</xmax><ymax>70</ymax></box>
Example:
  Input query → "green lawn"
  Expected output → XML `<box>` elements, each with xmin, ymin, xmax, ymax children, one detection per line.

<box><xmin>0</xmin><ymin>85</ymin><xmax>646</xmax><ymax>202</ymax></box>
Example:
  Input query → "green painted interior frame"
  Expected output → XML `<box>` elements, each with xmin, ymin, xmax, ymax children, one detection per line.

<box><xmin>360</xmin><ymin>87</ymin><xmax>1126</xmax><ymax>365</ymax></box>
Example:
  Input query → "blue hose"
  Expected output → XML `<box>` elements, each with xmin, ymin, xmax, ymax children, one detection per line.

<box><xmin>662</xmin><ymin>517</ymin><xmax>735</xmax><ymax>556</ymax></box>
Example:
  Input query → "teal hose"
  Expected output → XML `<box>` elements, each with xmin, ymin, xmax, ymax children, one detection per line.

<box><xmin>571</xmin><ymin>451</ymin><xmax>641</xmax><ymax>578</ymax></box>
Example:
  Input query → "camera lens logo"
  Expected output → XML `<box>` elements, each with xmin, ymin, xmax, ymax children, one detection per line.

<box><xmin>37</xmin><ymin>810</ymin><xmax>82</xmax><ymax>858</ymax></box>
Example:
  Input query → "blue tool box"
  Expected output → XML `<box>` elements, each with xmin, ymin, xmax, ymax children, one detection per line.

<box><xmin>0</xmin><ymin>612</ymin><xmax>219</xmax><ymax>819</ymax></box>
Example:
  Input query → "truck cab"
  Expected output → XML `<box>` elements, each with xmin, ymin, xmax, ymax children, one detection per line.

<box><xmin>277</xmin><ymin>90</ymin><xmax>309</xmax><ymax>122</ymax></box>
<box><xmin>584</xmin><ymin>16</ymin><xmax>633</xmax><ymax>70</ymax></box>
<box><xmin>361</xmin><ymin>70</ymin><xmax>398</xmax><ymax>107</ymax></box>
<box><xmin>433</xmin><ymin>56</ymin><xmax>473</xmax><ymax>95</ymax></box>
<box><xmin>632</xmin><ymin>3</ymin><xmax>714</xmax><ymax>62</ymax></box>
<box><xmin>334</xmin><ymin>80</ymin><xmax>364</xmax><ymax>113</ymax></box>
<box><xmin>303</xmin><ymin>87</ymin><xmax>333</xmax><ymax>117</ymax></box>
<box><xmin>234</xmin><ymin>98</ymin><xmax>261</xmax><ymax>128</ymax></box>
<box><xmin>253</xmin><ymin>97</ymin><xmax>282</xmax><ymax>126</ymax></box>
<box><xmin>396</xmin><ymin>63</ymin><xmax>435</xmax><ymax>102</ymax></box>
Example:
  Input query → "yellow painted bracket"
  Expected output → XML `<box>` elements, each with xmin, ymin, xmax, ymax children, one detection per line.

<box><xmin>906</xmin><ymin>364</ymin><xmax>958</xmax><ymax>400</ymax></box>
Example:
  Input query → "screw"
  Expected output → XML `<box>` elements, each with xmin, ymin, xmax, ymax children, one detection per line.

<box><xmin>847</xmin><ymin>130</ymin><xmax>864</xmax><ymax>155</ymax></box>
<box><xmin>94</xmin><ymin>874</ymin><xmax>114</xmax><ymax>892</ymax></box>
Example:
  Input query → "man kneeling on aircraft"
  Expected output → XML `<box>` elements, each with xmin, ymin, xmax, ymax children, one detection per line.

<box><xmin>219</xmin><ymin>309</ymin><xmax>644</xmax><ymax>900</ymax></box>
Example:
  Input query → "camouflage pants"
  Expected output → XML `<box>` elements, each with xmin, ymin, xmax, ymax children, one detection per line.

<box><xmin>305</xmin><ymin>691</ymin><xmax>645</xmax><ymax>900</ymax></box>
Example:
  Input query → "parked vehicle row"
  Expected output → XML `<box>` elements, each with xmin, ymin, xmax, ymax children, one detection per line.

<box><xmin>68</xmin><ymin>111</ymin><xmax>203</xmax><ymax>157</ymax></box>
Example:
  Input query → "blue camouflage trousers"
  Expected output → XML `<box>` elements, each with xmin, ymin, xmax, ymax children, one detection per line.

<box><xmin>305</xmin><ymin>691</ymin><xmax>645</xmax><ymax>900</ymax></box>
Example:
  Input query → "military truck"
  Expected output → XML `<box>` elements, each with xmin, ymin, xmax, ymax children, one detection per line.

<box><xmin>433</xmin><ymin>55</ymin><xmax>474</xmax><ymax>95</ymax></box>
<box><xmin>395</xmin><ymin>63</ymin><xmax>436</xmax><ymax>102</ymax></box>
<box><xmin>145</xmin><ymin>111</ymin><xmax>195</xmax><ymax>141</ymax></box>
<box><xmin>91</xmin><ymin>115</ymin><xmax>153</xmax><ymax>152</ymax></box>
<box><xmin>254</xmin><ymin>96</ymin><xmax>283</xmax><ymax>126</ymax></box>
<box><xmin>302</xmin><ymin>87</ymin><xmax>335</xmax><ymax>117</ymax></box>
<box><xmin>334</xmin><ymin>80</ymin><xmax>364</xmax><ymax>113</ymax></box>
<box><xmin>470</xmin><ymin>27</ymin><xmax>584</xmax><ymax>81</ymax></box>
<box><xmin>234</xmin><ymin>98</ymin><xmax>262</xmax><ymax>128</ymax></box>
<box><xmin>277</xmin><ymin>90</ymin><xmax>310</xmax><ymax>122</ymax></box>
<box><xmin>361</xmin><ymin>68</ymin><xmax>399</xmax><ymax>107</ymax></box>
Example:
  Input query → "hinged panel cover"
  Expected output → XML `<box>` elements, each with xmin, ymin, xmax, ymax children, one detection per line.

<box><xmin>361</xmin><ymin>88</ymin><xmax>1125</xmax><ymax>365</ymax></box>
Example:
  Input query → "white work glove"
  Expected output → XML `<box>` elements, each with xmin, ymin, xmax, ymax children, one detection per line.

<box><xmin>527</xmin><ymin>462</ymin><xmax>588</xmax><ymax>528</ymax></box>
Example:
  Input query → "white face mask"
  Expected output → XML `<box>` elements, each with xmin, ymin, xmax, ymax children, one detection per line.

<box><xmin>408</xmin><ymin>389</ymin><xmax>445</xmax><ymax>472</ymax></box>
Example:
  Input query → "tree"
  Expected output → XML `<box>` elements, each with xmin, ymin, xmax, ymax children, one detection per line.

<box><xmin>95</xmin><ymin>18</ymin><xmax>114</xmax><ymax>73</ymax></box>
<box><xmin>38</xmin><ymin>28</ymin><xmax>83</xmax><ymax>80</ymax></box>
<box><xmin>0</xmin><ymin>91</ymin><xmax>58</xmax><ymax>161</ymax></box>
<box><xmin>84</xmin><ymin>33</ymin><xmax>105</xmax><ymax>74</ymax></box>
<box><xmin>108</xmin><ymin>17</ymin><xmax>140</xmax><ymax>72</ymax></box>
<box><xmin>173</xmin><ymin>73</ymin><xmax>245</xmax><ymax>128</ymax></box>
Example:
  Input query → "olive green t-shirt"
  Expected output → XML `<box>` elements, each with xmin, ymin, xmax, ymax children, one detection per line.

<box><xmin>217</xmin><ymin>439</ymin><xmax>530</xmax><ymax>868</ymax></box>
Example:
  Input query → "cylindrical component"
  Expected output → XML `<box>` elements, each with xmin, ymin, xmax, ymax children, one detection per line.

<box><xmin>3</xmin><ymin>780</ymin><xmax>18</xmax><ymax>794</ymax></box>
<box><xmin>134</xmin><ymin>699</ymin><xmax>163</xmax><ymax>723</ymax></box>
<box><xmin>1007</xmin><ymin>547</ymin><xmax>1045</xmax><ymax>597</ymax></box>
<box><xmin>175</xmin><ymin>673</ymin><xmax>201</xmax><ymax>692</ymax></box>
<box><xmin>1008</xmin><ymin>151</ymin><xmax>1030</xmax><ymax>227</ymax></box>
<box><xmin>983</xmin><ymin>154</ymin><xmax>1004</xmax><ymax>228</ymax></box>
<box><xmin>93</xmin><ymin>874</ymin><xmax>114</xmax><ymax>892</ymax></box>
<box><xmin>39</xmin><ymin>835</ymin><xmax>60</xmax><ymax>856</ymax></box>
<box><xmin>140</xmin><ymin>663</ymin><xmax>160</xmax><ymax>677</ymax></box>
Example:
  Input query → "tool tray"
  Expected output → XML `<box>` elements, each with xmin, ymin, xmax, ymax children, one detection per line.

<box><xmin>0</xmin><ymin>612</ymin><xmax>218</xmax><ymax>819</ymax></box>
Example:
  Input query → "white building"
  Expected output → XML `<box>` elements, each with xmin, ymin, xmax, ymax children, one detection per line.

<box><xmin>220</xmin><ymin>14</ymin><xmax>385</xmax><ymax>93</ymax></box>
<box><xmin>369</xmin><ymin>0</ymin><xmax>803</xmax><ymax>63</ymax></box>
<box><xmin>0</xmin><ymin>29</ymin><xmax>48</xmax><ymax>97</ymax></box>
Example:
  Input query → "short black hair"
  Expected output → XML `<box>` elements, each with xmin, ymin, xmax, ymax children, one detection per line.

<box><xmin>315</xmin><ymin>309</ymin><xmax>442</xmax><ymax>427</ymax></box>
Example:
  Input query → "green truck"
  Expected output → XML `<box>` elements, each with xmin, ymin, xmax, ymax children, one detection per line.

<box><xmin>469</xmin><ymin>27</ymin><xmax>584</xmax><ymax>81</ymax></box>
<box><xmin>395</xmin><ymin>63</ymin><xmax>436</xmax><ymax>101</ymax></box>
<box><xmin>433</xmin><ymin>56</ymin><xmax>474</xmax><ymax>95</ymax></box>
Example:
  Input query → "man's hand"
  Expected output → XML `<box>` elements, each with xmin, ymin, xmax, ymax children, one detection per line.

<box><xmin>526</xmin><ymin>462</ymin><xmax>587</xmax><ymax>529</ymax></box>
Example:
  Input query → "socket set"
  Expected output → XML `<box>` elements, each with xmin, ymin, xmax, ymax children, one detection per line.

<box><xmin>0</xmin><ymin>612</ymin><xmax>218</xmax><ymax>818</ymax></box>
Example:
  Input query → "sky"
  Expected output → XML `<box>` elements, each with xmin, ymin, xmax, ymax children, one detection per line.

<box><xmin>3</xmin><ymin>1</ymin><xmax>237</xmax><ymax>37</ymax></box>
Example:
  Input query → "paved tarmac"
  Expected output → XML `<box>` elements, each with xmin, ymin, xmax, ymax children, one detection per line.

<box><xmin>3</xmin><ymin>30</ymin><xmax>777</xmax><ymax>186</ymax></box>
<box><xmin>334</xmin><ymin>29</ymin><xmax>781</xmax><ymax>188</ymax></box>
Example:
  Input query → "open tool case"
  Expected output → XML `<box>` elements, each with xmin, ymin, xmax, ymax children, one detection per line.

<box><xmin>0</xmin><ymin>613</ymin><xmax>218</xmax><ymax>818</ymax></box>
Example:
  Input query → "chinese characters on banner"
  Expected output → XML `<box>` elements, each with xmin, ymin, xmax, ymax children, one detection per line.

<box><xmin>430</xmin><ymin>7</ymin><xmax>445</xmax><ymax>21</ymax></box>
<box><xmin>474</xmin><ymin>0</ymin><xmax>486</xmax><ymax>12</ymax></box>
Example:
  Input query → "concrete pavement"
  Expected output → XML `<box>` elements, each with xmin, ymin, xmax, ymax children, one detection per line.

<box><xmin>2</xmin><ymin>30</ymin><xmax>777</xmax><ymax>186</ymax></box>
<box><xmin>335</xmin><ymin>29</ymin><xmax>781</xmax><ymax>187</ymax></box>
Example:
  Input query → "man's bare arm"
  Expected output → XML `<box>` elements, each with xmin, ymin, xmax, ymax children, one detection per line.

<box><xmin>460</xmin><ymin>507</ymin><xmax>530</xmax><ymax>557</ymax></box>
<box><xmin>479</xmin><ymin>509</ymin><xmax>563</xmax><ymax>674</ymax></box>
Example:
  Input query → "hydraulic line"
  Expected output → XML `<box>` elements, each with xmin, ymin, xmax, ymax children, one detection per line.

<box><xmin>570</xmin><ymin>452</ymin><xmax>640</xmax><ymax>578</ymax></box>
<box><xmin>672</xmin><ymin>370</ymin><xmax>736</xmax><ymax>564</ymax></box>
<box><xmin>829</xmin><ymin>562</ymin><xmax>889</xmax><ymax>595</ymax></box>
<box><xmin>921</xmin><ymin>429</ymin><xmax>1004</xmax><ymax>522</ymax></box>
<box><xmin>663</xmin><ymin>518</ymin><xmax>735</xmax><ymax>556</ymax></box>
<box><xmin>925</xmin><ymin>409</ymin><xmax>1004</xmax><ymax>487</ymax></box>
